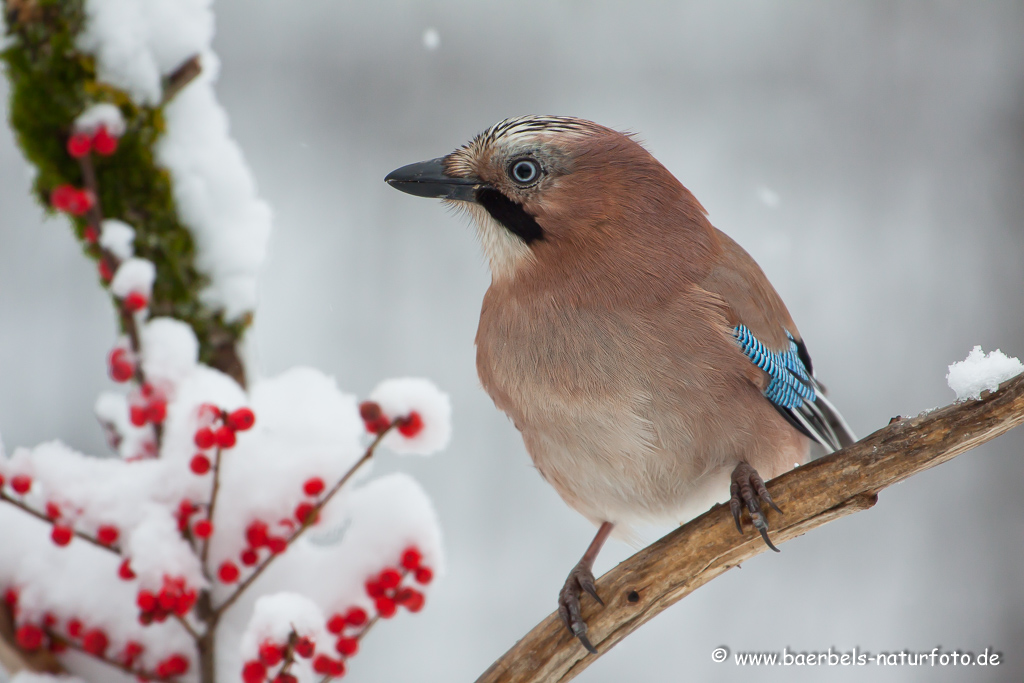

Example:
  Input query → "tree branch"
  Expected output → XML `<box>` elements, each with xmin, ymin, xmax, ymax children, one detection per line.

<box><xmin>475</xmin><ymin>373</ymin><xmax>1024</xmax><ymax>683</ymax></box>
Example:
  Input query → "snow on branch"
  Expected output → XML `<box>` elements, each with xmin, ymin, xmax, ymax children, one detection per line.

<box><xmin>0</xmin><ymin>2</ymin><xmax>451</xmax><ymax>682</ymax></box>
<box><xmin>476</xmin><ymin>372</ymin><xmax>1024</xmax><ymax>683</ymax></box>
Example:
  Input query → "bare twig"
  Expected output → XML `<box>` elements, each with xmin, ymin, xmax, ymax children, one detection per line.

<box><xmin>475</xmin><ymin>373</ymin><xmax>1024</xmax><ymax>683</ymax></box>
<box><xmin>161</xmin><ymin>56</ymin><xmax>202</xmax><ymax>107</ymax></box>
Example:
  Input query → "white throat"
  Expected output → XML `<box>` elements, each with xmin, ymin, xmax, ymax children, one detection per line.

<box><xmin>458</xmin><ymin>202</ymin><xmax>536</xmax><ymax>282</ymax></box>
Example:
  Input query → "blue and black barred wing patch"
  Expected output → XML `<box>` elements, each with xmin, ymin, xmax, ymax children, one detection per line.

<box><xmin>733</xmin><ymin>325</ymin><xmax>850</xmax><ymax>452</ymax></box>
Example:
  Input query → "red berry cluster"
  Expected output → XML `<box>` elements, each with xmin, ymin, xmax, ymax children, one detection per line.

<box><xmin>67</xmin><ymin>124</ymin><xmax>120</xmax><ymax>158</ymax></box>
<box><xmin>136</xmin><ymin>575</ymin><xmax>197</xmax><ymax>624</ymax></box>
<box><xmin>358</xmin><ymin>401</ymin><xmax>425</xmax><ymax>438</ymax></box>
<box><xmin>129</xmin><ymin>383</ymin><xmax>168</xmax><ymax>427</ymax></box>
<box><xmin>107</xmin><ymin>346</ymin><xmax>135</xmax><ymax>383</ymax></box>
<box><xmin>359</xmin><ymin>401</ymin><xmax>390</xmax><ymax>435</ymax></box>
<box><xmin>50</xmin><ymin>184</ymin><xmax>95</xmax><ymax>216</ymax></box>
<box><xmin>242</xmin><ymin>631</ymin><xmax>319</xmax><ymax>683</ymax></box>
<box><xmin>7</xmin><ymin>587</ymin><xmax>188</xmax><ymax>676</ymax></box>
<box><xmin>194</xmin><ymin>404</ymin><xmax>255</xmax><ymax>451</ymax></box>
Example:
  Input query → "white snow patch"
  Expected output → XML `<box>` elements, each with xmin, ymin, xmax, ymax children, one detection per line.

<box><xmin>370</xmin><ymin>378</ymin><xmax>452</xmax><ymax>456</ymax></box>
<box><xmin>239</xmin><ymin>592</ymin><xmax>328</xmax><ymax>657</ymax></box>
<box><xmin>946</xmin><ymin>346</ymin><xmax>1023</xmax><ymax>401</ymax></box>
<box><xmin>140</xmin><ymin>318</ymin><xmax>199</xmax><ymax>385</ymax></box>
<box><xmin>76</xmin><ymin>0</ymin><xmax>214</xmax><ymax>106</ymax></box>
<box><xmin>73</xmin><ymin>103</ymin><xmax>126</xmax><ymax>137</ymax></box>
<box><xmin>12</xmin><ymin>673</ymin><xmax>89</xmax><ymax>683</ymax></box>
<box><xmin>110</xmin><ymin>257</ymin><xmax>155</xmax><ymax>298</ymax></box>
<box><xmin>99</xmin><ymin>218</ymin><xmax>135</xmax><ymax>260</ymax></box>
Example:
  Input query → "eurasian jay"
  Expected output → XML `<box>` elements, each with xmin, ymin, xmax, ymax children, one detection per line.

<box><xmin>385</xmin><ymin>116</ymin><xmax>856</xmax><ymax>652</ymax></box>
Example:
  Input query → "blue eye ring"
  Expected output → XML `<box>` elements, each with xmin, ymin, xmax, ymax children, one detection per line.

<box><xmin>508</xmin><ymin>158</ymin><xmax>541</xmax><ymax>185</ymax></box>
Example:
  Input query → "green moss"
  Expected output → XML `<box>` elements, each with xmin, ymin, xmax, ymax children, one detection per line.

<box><xmin>3</xmin><ymin>0</ymin><xmax>248</xmax><ymax>384</ymax></box>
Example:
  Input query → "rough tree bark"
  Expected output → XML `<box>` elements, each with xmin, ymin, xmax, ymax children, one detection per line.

<box><xmin>475</xmin><ymin>373</ymin><xmax>1024</xmax><ymax>683</ymax></box>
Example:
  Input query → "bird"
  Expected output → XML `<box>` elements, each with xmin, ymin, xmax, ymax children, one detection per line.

<box><xmin>384</xmin><ymin>116</ymin><xmax>855</xmax><ymax>653</ymax></box>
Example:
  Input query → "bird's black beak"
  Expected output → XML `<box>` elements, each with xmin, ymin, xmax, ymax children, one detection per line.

<box><xmin>385</xmin><ymin>157</ymin><xmax>481</xmax><ymax>202</ymax></box>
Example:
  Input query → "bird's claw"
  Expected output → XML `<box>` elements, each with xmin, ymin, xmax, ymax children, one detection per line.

<box><xmin>730</xmin><ymin>461</ymin><xmax>782</xmax><ymax>552</ymax></box>
<box><xmin>558</xmin><ymin>562</ymin><xmax>602</xmax><ymax>654</ymax></box>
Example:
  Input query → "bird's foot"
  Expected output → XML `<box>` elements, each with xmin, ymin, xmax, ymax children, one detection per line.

<box><xmin>557</xmin><ymin>560</ymin><xmax>604</xmax><ymax>654</ymax></box>
<box><xmin>729</xmin><ymin>461</ymin><xmax>783</xmax><ymax>552</ymax></box>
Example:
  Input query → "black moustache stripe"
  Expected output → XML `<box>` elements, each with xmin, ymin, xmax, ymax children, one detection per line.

<box><xmin>475</xmin><ymin>188</ymin><xmax>545</xmax><ymax>245</ymax></box>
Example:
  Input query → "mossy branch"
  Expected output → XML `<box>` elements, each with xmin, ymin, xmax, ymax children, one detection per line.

<box><xmin>475</xmin><ymin>373</ymin><xmax>1024</xmax><ymax>683</ymax></box>
<box><xmin>1</xmin><ymin>0</ymin><xmax>247</xmax><ymax>385</ymax></box>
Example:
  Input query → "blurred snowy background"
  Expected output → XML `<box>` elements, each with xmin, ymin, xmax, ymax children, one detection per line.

<box><xmin>2</xmin><ymin>1</ymin><xmax>1022</xmax><ymax>681</ymax></box>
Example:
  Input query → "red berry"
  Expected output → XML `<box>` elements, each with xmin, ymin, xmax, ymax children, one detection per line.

<box><xmin>246</xmin><ymin>520</ymin><xmax>269</xmax><ymax>547</ymax></box>
<box><xmin>93</xmin><ymin>126</ymin><xmax>118</xmax><ymax>155</ymax></box>
<box><xmin>145</xmin><ymin>399</ymin><xmax>167</xmax><ymax>424</ymax></box>
<box><xmin>129</xmin><ymin>404</ymin><xmax>147</xmax><ymax>426</ymax></box>
<box><xmin>267</xmin><ymin>536</ymin><xmax>287</xmax><ymax>554</ymax></box>
<box><xmin>415</xmin><ymin>567</ymin><xmax>434</xmax><ymax>585</ymax></box>
<box><xmin>50</xmin><ymin>184</ymin><xmax>77</xmax><ymax>211</ymax></box>
<box><xmin>108</xmin><ymin>348</ymin><xmax>134</xmax><ymax>382</ymax></box>
<box><xmin>295</xmin><ymin>635</ymin><xmax>315</xmax><ymax>658</ymax></box>
<box><xmin>190</xmin><ymin>453</ymin><xmax>211</xmax><ymax>474</ymax></box>
<box><xmin>366</xmin><ymin>416</ymin><xmax>390</xmax><ymax>434</ymax></box>
<box><xmin>67</xmin><ymin>133</ymin><xmax>92</xmax><ymax>158</ymax></box>
<box><xmin>97</xmin><ymin>525</ymin><xmax>119</xmax><ymax>545</ymax></box>
<box><xmin>83</xmin><ymin>225</ymin><xmax>99</xmax><ymax>243</ymax></box>
<box><xmin>99</xmin><ymin>260</ymin><xmax>113</xmax><ymax>282</ymax></box>
<box><xmin>157</xmin><ymin>653</ymin><xmax>189</xmax><ymax>676</ymax></box>
<box><xmin>176</xmin><ymin>589</ymin><xmax>197</xmax><ymax>616</ymax></box>
<box><xmin>335</xmin><ymin>636</ymin><xmax>358</xmax><ymax>657</ymax></box>
<box><xmin>397</xmin><ymin>411</ymin><xmax>424</xmax><ymax>438</ymax></box>
<box><xmin>194</xmin><ymin>427</ymin><xmax>216</xmax><ymax>449</ymax></box>
<box><xmin>374</xmin><ymin>596</ymin><xmax>397</xmax><ymax>619</ymax></box>
<box><xmin>123</xmin><ymin>640</ymin><xmax>144</xmax><ymax>661</ymax></box>
<box><xmin>359</xmin><ymin>401</ymin><xmax>382</xmax><ymax>423</ymax></box>
<box><xmin>65</xmin><ymin>189</ymin><xmax>95</xmax><ymax>216</ymax></box>
<box><xmin>218</xmin><ymin>561</ymin><xmax>239</xmax><ymax>583</ymax></box>
<box><xmin>240</xmin><ymin>548</ymin><xmax>259</xmax><ymax>566</ymax></box>
<box><xmin>137</xmin><ymin>590</ymin><xmax>156</xmax><ymax>612</ymax></box>
<box><xmin>10</xmin><ymin>475</ymin><xmax>31</xmax><ymax>495</ymax></box>
<box><xmin>303</xmin><ymin>477</ymin><xmax>325</xmax><ymax>497</ymax></box>
<box><xmin>67</xmin><ymin>618</ymin><xmax>83</xmax><ymax>638</ymax></box>
<box><xmin>242</xmin><ymin>659</ymin><xmax>267</xmax><ymax>683</ymax></box>
<box><xmin>226</xmin><ymin>407</ymin><xmax>255</xmax><ymax>431</ymax></box>
<box><xmin>3</xmin><ymin>588</ymin><xmax>18</xmax><ymax>607</ymax></box>
<box><xmin>82</xmin><ymin>628</ymin><xmax>109</xmax><ymax>656</ymax></box>
<box><xmin>345</xmin><ymin>607</ymin><xmax>368</xmax><ymax>627</ymax></box>
<box><xmin>294</xmin><ymin>502</ymin><xmax>317</xmax><ymax>525</ymax></box>
<box><xmin>15</xmin><ymin>624</ymin><xmax>44</xmax><ymax>650</ymax></box>
<box><xmin>214</xmin><ymin>425</ymin><xmax>236</xmax><ymax>449</ymax></box>
<box><xmin>158</xmin><ymin>588</ymin><xmax>176</xmax><ymax>611</ymax></box>
<box><xmin>274</xmin><ymin>674</ymin><xmax>298</xmax><ymax>683</ymax></box>
<box><xmin>364</xmin><ymin>580</ymin><xmax>384</xmax><ymax>598</ymax></box>
<box><xmin>45</xmin><ymin>502</ymin><xmax>61</xmax><ymax>520</ymax></box>
<box><xmin>401</xmin><ymin>547</ymin><xmax>422</xmax><ymax>570</ymax></box>
<box><xmin>326</xmin><ymin>613</ymin><xmax>346</xmax><ymax>634</ymax></box>
<box><xmin>51</xmin><ymin>525</ymin><xmax>73</xmax><ymax>546</ymax></box>
<box><xmin>118</xmin><ymin>559</ymin><xmax>136</xmax><ymax>580</ymax></box>
<box><xmin>123</xmin><ymin>291</ymin><xmax>148</xmax><ymax>313</ymax></box>
<box><xmin>193</xmin><ymin>519</ymin><xmax>213</xmax><ymax>539</ymax></box>
<box><xmin>402</xmin><ymin>588</ymin><xmax>425</xmax><ymax>612</ymax></box>
<box><xmin>379</xmin><ymin>568</ymin><xmax>401</xmax><ymax>589</ymax></box>
<box><xmin>313</xmin><ymin>655</ymin><xmax>345</xmax><ymax>676</ymax></box>
<box><xmin>258</xmin><ymin>640</ymin><xmax>283</xmax><ymax>666</ymax></box>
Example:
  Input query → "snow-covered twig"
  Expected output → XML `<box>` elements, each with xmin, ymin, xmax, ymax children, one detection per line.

<box><xmin>476</xmin><ymin>373</ymin><xmax>1024</xmax><ymax>683</ymax></box>
<box><xmin>212</xmin><ymin>424</ymin><xmax>396</xmax><ymax>621</ymax></box>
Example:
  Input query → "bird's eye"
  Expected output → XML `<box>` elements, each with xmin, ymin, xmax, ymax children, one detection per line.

<box><xmin>509</xmin><ymin>159</ymin><xmax>540</xmax><ymax>185</ymax></box>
